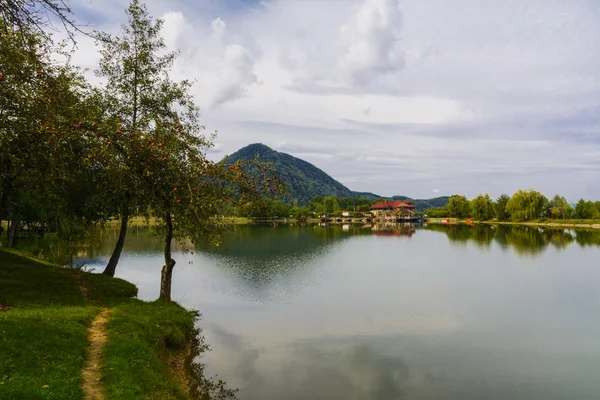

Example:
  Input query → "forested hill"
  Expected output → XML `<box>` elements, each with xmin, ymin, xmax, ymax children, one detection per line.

<box><xmin>224</xmin><ymin>143</ymin><xmax>353</xmax><ymax>204</ymax></box>
<box><xmin>390</xmin><ymin>195</ymin><xmax>450</xmax><ymax>211</ymax></box>
<box><xmin>224</xmin><ymin>143</ymin><xmax>449</xmax><ymax>209</ymax></box>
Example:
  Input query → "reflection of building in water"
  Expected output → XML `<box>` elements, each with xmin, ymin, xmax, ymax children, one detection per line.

<box><xmin>371</xmin><ymin>223</ymin><xmax>417</xmax><ymax>238</ymax></box>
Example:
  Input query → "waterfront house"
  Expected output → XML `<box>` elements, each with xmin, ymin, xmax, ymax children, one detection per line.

<box><xmin>370</xmin><ymin>200</ymin><xmax>419</xmax><ymax>219</ymax></box>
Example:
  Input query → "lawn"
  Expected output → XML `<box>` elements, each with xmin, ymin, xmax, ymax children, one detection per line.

<box><xmin>0</xmin><ymin>249</ymin><xmax>200</xmax><ymax>400</ymax></box>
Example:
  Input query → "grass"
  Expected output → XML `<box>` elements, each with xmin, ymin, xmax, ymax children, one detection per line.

<box><xmin>426</xmin><ymin>218</ymin><xmax>600</xmax><ymax>228</ymax></box>
<box><xmin>102</xmin><ymin>301</ymin><xmax>197</xmax><ymax>400</ymax></box>
<box><xmin>479</xmin><ymin>218</ymin><xmax>600</xmax><ymax>227</ymax></box>
<box><xmin>0</xmin><ymin>248</ymin><xmax>199</xmax><ymax>400</ymax></box>
<box><xmin>0</xmin><ymin>306</ymin><xmax>98</xmax><ymax>399</ymax></box>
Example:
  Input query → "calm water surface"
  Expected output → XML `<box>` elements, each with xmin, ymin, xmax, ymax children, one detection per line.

<box><xmin>78</xmin><ymin>223</ymin><xmax>600</xmax><ymax>400</ymax></box>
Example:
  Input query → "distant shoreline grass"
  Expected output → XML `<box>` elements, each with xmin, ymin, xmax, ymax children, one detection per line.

<box><xmin>0</xmin><ymin>248</ymin><xmax>200</xmax><ymax>399</ymax></box>
<box><xmin>426</xmin><ymin>218</ymin><xmax>600</xmax><ymax>229</ymax></box>
<box><xmin>480</xmin><ymin>219</ymin><xmax>600</xmax><ymax>229</ymax></box>
<box><xmin>104</xmin><ymin>216</ymin><xmax>256</xmax><ymax>226</ymax></box>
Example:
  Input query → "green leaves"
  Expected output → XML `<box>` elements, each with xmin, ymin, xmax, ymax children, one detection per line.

<box><xmin>471</xmin><ymin>194</ymin><xmax>494</xmax><ymax>221</ymax></box>
<box><xmin>446</xmin><ymin>195</ymin><xmax>471</xmax><ymax>218</ymax></box>
<box><xmin>0</xmin><ymin>21</ymin><xmax>101</xmax><ymax>230</ymax></box>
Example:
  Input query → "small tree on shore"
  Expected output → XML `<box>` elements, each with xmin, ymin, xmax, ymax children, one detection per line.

<box><xmin>471</xmin><ymin>194</ymin><xmax>493</xmax><ymax>221</ymax></box>
<box><xmin>94</xmin><ymin>0</ymin><xmax>191</xmax><ymax>276</ymax></box>
<box><xmin>493</xmin><ymin>194</ymin><xmax>510</xmax><ymax>221</ymax></box>
<box><xmin>505</xmin><ymin>189</ymin><xmax>547</xmax><ymax>221</ymax></box>
<box><xmin>446</xmin><ymin>195</ymin><xmax>471</xmax><ymax>218</ymax></box>
<box><xmin>96</xmin><ymin>0</ymin><xmax>284</xmax><ymax>300</ymax></box>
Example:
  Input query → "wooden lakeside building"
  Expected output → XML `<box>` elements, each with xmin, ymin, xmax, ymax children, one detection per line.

<box><xmin>319</xmin><ymin>200</ymin><xmax>424</xmax><ymax>223</ymax></box>
<box><xmin>369</xmin><ymin>200</ymin><xmax>424</xmax><ymax>222</ymax></box>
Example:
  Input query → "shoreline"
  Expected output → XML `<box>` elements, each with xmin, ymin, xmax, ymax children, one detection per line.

<box><xmin>425</xmin><ymin>218</ymin><xmax>600</xmax><ymax>230</ymax></box>
<box><xmin>480</xmin><ymin>220</ymin><xmax>600</xmax><ymax>229</ymax></box>
<box><xmin>0</xmin><ymin>248</ymin><xmax>203</xmax><ymax>399</ymax></box>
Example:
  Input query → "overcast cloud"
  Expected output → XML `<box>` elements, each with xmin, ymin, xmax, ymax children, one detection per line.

<box><xmin>68</xmin><ymin>0</ymin><xmax>600</xmax><ymax>201</ymax></box>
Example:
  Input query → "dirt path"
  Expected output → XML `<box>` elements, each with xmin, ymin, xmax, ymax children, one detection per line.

<box><xmin>81</xmin><ymin>308</ymin><xmax>111</xmax><ymax>400</ymax></box>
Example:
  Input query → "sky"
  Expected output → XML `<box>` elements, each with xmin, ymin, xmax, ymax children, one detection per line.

<box><xmin>63</xmin><ymin>0</ymin><xmax>600</xmax><ymax>201</ymax></box>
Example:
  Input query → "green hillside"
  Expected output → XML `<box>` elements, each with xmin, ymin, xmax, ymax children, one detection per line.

<box><xmin>224</xmin><ymin>143</ymin><xmax>449</xmax><ymax>209</ymax></box>
<box><xmin>224</xmin><ymin>143</ymin><xmax>353</xmax><ymax>204</ymax></box>
<box><xmin>391</xmin><ymin>195</ymin><xmax>450</xmax><ymax>211</ymax></box>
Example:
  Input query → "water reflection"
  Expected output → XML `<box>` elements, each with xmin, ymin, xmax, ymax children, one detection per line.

<box><xmin>17</xmin><ymin>223</ymin><xmax>600</xmax><ymax>267</ymax></box>
<box><xmin>205</xmin><ymin>325</ymin><xmax>600</xmax><ymax>400</ymax></box>
<box><xmin>424</xmin><ymin>223</ymin><xmax>600</xmax><ymax>256</ymax></box>
<box><xmin>12</xmin><ymin>222</ymin><xmax>600</xmax><ymax>400</ymax></box>
<box><xmin>191</xmin><ymin>223</ymin><xmax>419</xmax><ymax>289</ymax></box>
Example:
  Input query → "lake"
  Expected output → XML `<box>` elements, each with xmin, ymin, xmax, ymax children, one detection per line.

<box><xmin>77</xmin><ymin>223</ymin><xmax>600</xmax><ymax>400</ymax></box>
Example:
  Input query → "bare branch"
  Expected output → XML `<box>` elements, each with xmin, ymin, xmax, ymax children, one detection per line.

<box><xmin>0</xmin><ymin>0</ymin><xmax>92</xmax><ymax>44</ymax></box>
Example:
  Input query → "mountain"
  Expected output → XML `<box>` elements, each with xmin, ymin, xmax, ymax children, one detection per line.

<box><xmin>224</xmin><ymin>143</ymin><xmax>353</xmax><ymax>204</ymax></box>
<box><xmin>224</xmin><ymin>143</ymin><xmax>449</xmax><ymax>209</ymax></box>
<box><xmin>390</xmin><ymin>195</ymin><xmax>450</xmax><ymax>211</ymax></box>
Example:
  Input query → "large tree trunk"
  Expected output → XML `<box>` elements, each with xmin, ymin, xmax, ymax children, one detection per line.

<box><xmin>7</xmin><ymin>217</ymin><xmax>20</xmax><ymax>248</ymax></box>
<box><xmin>102</xmin><ymin>213</ymin><xmax>129</xmax><ymax>277</ymax></box>
<box><xmin>159</xmin><ymin>214</ymin><xmax>176</xmax><ymax>302</ymax></box>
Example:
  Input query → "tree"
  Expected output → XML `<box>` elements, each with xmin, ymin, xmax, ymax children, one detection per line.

<box><xmin>323</xmin><ymin>197</ymin><xmax>340</xmax><ymax>215</ymax></box>
<box><xmin>493</xmin><ymin>194</ymin><xmax>510</xmax><ymax>221</ymax></box>
<box><xmin>446</xmin><ymin>195</ymin><xmax>471</xmax><ymax>218</ymax></box>
<box><xmin>423</xmin><ymin>207</ymin><xmax>449</xmax><ymax>218</ymax></box>
<box><xmin>548</xmin><ymin>194</ymin><xmax>568</xmax><ymax>209</ymax></box>
<box><xmin>98</xmin><ymin>1</ymin><xmax>283</xmax><ymax>300</ymax></box>
<box><xmin>154</xmin><ymin>157</ymin><xmax>281</xmax><ymax>301</ymax></box>
<box><xmin>471</xmin><ymin>194</ymin><xmax>493</xmax><ymax>221</ymax></box>
<box><xmin>0</xmin><ymin>20</ymin><xmax>97</xmax><ymax>247</ymax></box>
<box><xmin>574</xmin><ymin>199</ymin><xmax>599</xmax><ymax>220</ymax></box>
<box><xmin>0</xmin><ymin>0</ymin><xmax>81</xmax><ymax>44</ymax></box>
<box><xmin>94</xmin><ymin>0</ymin><xmax>188</xmax><ymax>276</ymax></box>
<box><xmin>547</xmin><ymin>194</ymin><xmax>572</xmax><ymax>219</ymax></box>
<box><xmin>505</xmin><ymin>189</ymin><xmax>547</xmax><ymax>221</ymax></box>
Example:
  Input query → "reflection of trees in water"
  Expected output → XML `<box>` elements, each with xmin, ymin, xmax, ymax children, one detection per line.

<box><xmin>574</xmin><ymin>230</ymin><xmax>600</xmax><ymax>247</ymax></box>
<box><xmin>192</xmin><ymin>224</ymin><xmax>361</xmax><ymax>287</ymax></box>
<box><xmin>424</xmin><ymin>224</ymin><xmax>600</xmax><ymax>257</ymax></box>
<box><xmin>91</xmin><ymin>225</ymin><xmax>166</xmax><ymax>256</ymax></box>
<box><xmin>191</xmin><ymin>223</ymin><xmax>418</xmax><ymax>287</ymax></box>
<box><xmin>544</xmin><ymin>229</ymin><xmax>574</xmax><ymax>250</ymax></box>
<box><xmin>13</xmin><ymin>226</ymin><xmax>109</xmax><ymax>266</ymax></box>
<box><xmin>186</xmin><ymin>327</ymin><xmax>239</xmax><ymax>400</ymax></box>
<box><xmin>500</xmin><ymin>226</ymin><xmax>548</xmax><ymax>256</ymax></box>
<box><xmin>15</xmin><ymin>225</ymin><xmax>193</xmax><ymax>264</ymax></box>
<box><xmin>19</xmin><ymin>223</ymin><xmax>600</xmax><ymax>267</ymax></box>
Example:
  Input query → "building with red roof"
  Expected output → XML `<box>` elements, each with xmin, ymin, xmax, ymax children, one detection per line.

<box><xmin>370</xmin><ymin>200</ymin><xmax>420</xmax><ymax>219</ymax></box>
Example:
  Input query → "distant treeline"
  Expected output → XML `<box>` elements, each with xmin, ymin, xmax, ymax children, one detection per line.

<box><xmin>424</xmin><ymin>190</ymin><xmax>600</xmax><ymax>221</ymax></box>
<box><xmin>222</xmin><ymin>195</ymin><xmax>445</xmax><ymax>219</ymax></box>
<box><xmin>425</xmin><ymin>224</ymin><xmax>600</xmax><ymax>254</ymax></box>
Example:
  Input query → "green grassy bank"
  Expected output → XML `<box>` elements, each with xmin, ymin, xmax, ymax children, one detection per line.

<box><xmin>0</xmin><ymin>249</ymin><xmax>198</xmax><ymax>400</ymax></box>
<box><xmin>426</xmin><ymin>218</ymin><xmax>600</xmax><ymax>229</ymax></box>
<box><xmin>480</xmin><ymin>219</ymin><xmax>600</xmax><ymax>228</ymax></box>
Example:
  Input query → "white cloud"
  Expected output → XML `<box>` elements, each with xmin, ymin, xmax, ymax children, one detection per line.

<box><xmin>338</xmin><ymin>0</ymin><xmax>405</xmax><ymax>86</ymax></box>
<box><xmin>159</xmin><ymin>13</ymin><xmax>259</xmax><ymax>109</ymax></box>
<box><xmin>433</xmin><ymin>189</ymin><xmax>440</xmax><ymax>193</ymax></box>
<box><xmin>162</xmin><ymin>11</ymin><xmax>193</xmax><ymax>51</ymax></box>
<box><xmin>66</xmin><ymin>0</ymin><xmax>600</xmax><ymax>200</ymax></box>
<box><xmin>207</xmin><ymin>44</ymin><xmax>258</xmax><ymax>107</ymax></box>
<box><xmin>211</xmin><ymin>17</ymin><xmax>226</xmax><ymax>42</ymax></box>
